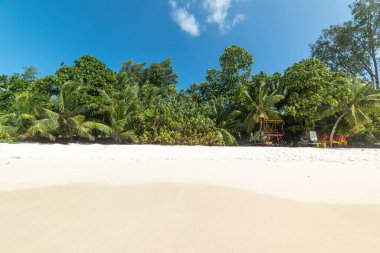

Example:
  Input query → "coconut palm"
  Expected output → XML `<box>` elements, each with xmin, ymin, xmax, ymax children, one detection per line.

<box><xmin>241</xmin><ymin>81</ymin><xmax>285</xmax><ymax>135</ymax></box>
<box><xmin>22</xmin><ymin>82</ymin><xmax>112</xmax><ymax>141</ymax></box>
<box><xmin>322</xmin><ymin>78</ymin><xmax>380</xmax><ymax>148</ymax></box>
<box><xmin>138</xmin><ymin>83</ymin><xmax>162</xmax><ymax>109</ymax></box>
<box><xmin>0</xmin><ymin>92</ymin><xmax>52</xmax><ymax>139</ymax></box>
<box><xmin>209</xmin><ymin>97</ymin><xmax>242</xmax><ymax>145</ymax></box>
<box><xmin>99</xmin><ymin>84</ymin><xmax>140</xmax><ymax>143</ymax></box>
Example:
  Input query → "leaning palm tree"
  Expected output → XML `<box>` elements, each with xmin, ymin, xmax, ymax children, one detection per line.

<box><xmin>241</xmin><ymin>81</ymin><xmax>284</xmax><ymax>135</ymax></box>
<box><xmin>322</xmin><ymin>78</ymin><xmax>380</xmax><ymax>148</ymax></box>
<box><xmin>99</xmin><ymin>84</ymin><xmax>140</xmax><ymax>143</ymax></box>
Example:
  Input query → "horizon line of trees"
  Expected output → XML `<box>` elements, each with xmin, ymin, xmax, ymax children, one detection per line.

<box><xmin>1</xmin><ymin>0</ymin><xmax>380</xmax><ymax>147</ymax></box>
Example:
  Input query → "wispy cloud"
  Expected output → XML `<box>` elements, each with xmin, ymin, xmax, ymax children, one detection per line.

<box><xmin>202</xmin><ymin>0</ymin><xmax>245</xmax><ymax>33</ymax></box>
<box><xmin>169</xmin><ymin>0</ymin><xmax>201</xmax><ymax>37</ymax></box>
<box><xmin>232</xmin><ymin>13</ymin><xmax>245</xmax><ymax>27</ymax></box>
<box><xmin>169</xmin><ymin>0</ymin><xmax>246</xmax><ymax>36</ymax></box>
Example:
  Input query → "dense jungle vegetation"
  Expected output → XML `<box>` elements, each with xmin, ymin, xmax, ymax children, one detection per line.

<box><xmin>1</xmin><ymin>0</ymin><xmax>380</xmax><ymax>147</ymax></box>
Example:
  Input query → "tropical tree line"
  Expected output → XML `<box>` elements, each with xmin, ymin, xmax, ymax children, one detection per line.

<box><xmin>1</xmin><ymin>0</ymin><xmax>380</xmax><ymax>147</ymax></box>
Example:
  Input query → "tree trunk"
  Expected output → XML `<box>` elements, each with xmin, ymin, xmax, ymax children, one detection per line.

<box><xmin>370</xmin><ymin>46</ymin><xmax>379</xmax><ymax>89</ymax></box>
<box><xmin>366</xmin><ymin>11</ymin><xmax>379</xmax><ymax>89</ymax></box>
<box><xmin>329</xmin><ymin>114</ymin><xmax>346</xmax><ymax>148</ymax></box>
<box><xmin>258</xmin><ymin>118</ymin><xmax>264</xmax><ymax>143</ymax></box>
<box><xmin>373</xmin><ymin>55</ymin><xmax>379</xmax><ymax>89</ymax></box>
<box><xmin>258</xmin><ymin>118</ymin><xmax>263</xmax><ymax>134</ymax></box>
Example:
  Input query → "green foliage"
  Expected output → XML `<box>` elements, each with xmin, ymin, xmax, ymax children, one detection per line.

<box><xmin>321</xmin><ymin>78</ymin><xmax>380</xmax><ymax>146</ymax></box>
<box><xmin>22</xmin><ymin>66</ymin><xmax>39</xmax><ymax>81</ymax></box>
<box><xmin>251</xmin><ymin>72</ymin><xmax>285</xmax><ymax>96</ymax></box>
<box><xmin>6</xmin><ymin>82</ymin><xmax>113</xmax><ymax>142</ymax></box>
<box><xmin>311</xmin><ymin>0</ymin><xmax>380</xmax><ymax>88</ymax></box>
<box><xmin>282</xmin><ymin>59</ymin><xmax>348</xmax><ymax>133</ymax></box>
<box><xmin>347</xmin><ymin>116</ymin><xmax>380</xmax><ymax>146</ymax></box>
<box><xmin>137</xmin><ymin>96</ymin><xmax>224</xmax><ymax>145</ymax></box>
<box><xmin>240</xmin><ymin>80</ymin><xmax>284</xmax><ymax>135</ymax></box>
<box><xmin>190</xmin><ymin>45</ymin><xmax>253</xmax><ymax>102</ymax></box>
<box><xmin>99</xmin><ymin>83</ymin><xmax>140</xmax><ymax>144</ymax></box>
<box><xmin>220</xmin><ymin>45</ymin><xmax>254</xmax><ymax>82</ymax></box>
<box><xmin>209</xmin><ymin>97</ymin><xmax>242</xmax><ymax>145</ymax></box>
<box><xmin>365</xmin><ymin>116</ymin><xmax>380</xmax><ymax>142</ymax></box>
<box><xmin>30</xmin><ymin>76</ymin><xmax>60</xmax><ymax>97</ymax></box>
<box><xmin>144</xmin><ymin>59</ymin><xmax>178</xmax><ymax>87</ymax></box>
<box><xmin>119</xmin><ymin>59</ymin><xmax>178</xmax><ymax>88</ymax></box>
<box><xmin>119</xmin><ymin>60</ymin><xmax>147</xmax><ymax>86</ymax></box>
<box><xmin>0</xmin><ymin>132</ymin><xmax>15</xmax><ymax>142</ymax></box>
<box><xmin>55</xmin><ymin>56</ymin><xmax>118</xmax><ymax>118</ymax></box>
<box><xmin>1</xmin><ymin>43</ymin><xmax>380</xmax><ymax>147</ymax></box>
<box><xmin>0</xmin><ymin>91</ymin><xmax>52</xmax><ymax>140</ymax></box>
<box><xmin>56</xmin><ymin>56</ymin><xmax>118</xmax><ymax>94</ymax></box>
<box><xmin>49</xmin><ymin>81</ymin><xmax>112</xmax><ymax>141</ymax></box>
<box><xmin>0</xmin><ymin>73</ymin><xmax>31</xmax><ymax>111</ymax></box>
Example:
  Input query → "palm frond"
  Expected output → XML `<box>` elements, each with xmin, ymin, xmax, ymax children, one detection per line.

<box><xmin>119</xmin><ymin>130</ymin><xmax>139</xmax><ymax>143</ymax></box>
<box><xmin>263</xmin><ymin>95</ymin><xmax>284</xmax><ymax>108</ymax></box>
<box><xmin>23</xmin><ymin>119</ymin><xmax>59</xmax><ymax>140</ymax></box>
<box><xmin>218</xmin><ymin>129</ymin><xmax>238</xmax><ymax>146</ymax></box>
<box><xmin>83</xmin><ymin>121</ymin><xmax>113</xmax><ymax>136</ymax></box>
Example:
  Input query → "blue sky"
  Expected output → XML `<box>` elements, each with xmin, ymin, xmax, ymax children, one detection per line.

<box><xmin>0</xmin><ymin>0</ymin><xmax>352</xmax><ymax>89</ymax></box>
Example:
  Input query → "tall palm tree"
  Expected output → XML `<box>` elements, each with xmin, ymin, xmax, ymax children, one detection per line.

<box><xmin>241</xmin><ymin>81</ymin><xmax>284</xmax><ymax>135</ymax></box>
<box><xmin>99</xmin><ymin>84</ymin><xmax>140</xmax><ymax>143</ymax></box>
<box><xmin>322</xmin><ymin>78</ymin><xmax>380</xmax><ymax>148</ymax></box>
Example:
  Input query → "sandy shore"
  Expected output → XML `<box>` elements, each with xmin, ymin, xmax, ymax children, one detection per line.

<box><xmin>1</xmin><ymin>144</ymin><xmax>380</xmax><ymax>252</ymax></box>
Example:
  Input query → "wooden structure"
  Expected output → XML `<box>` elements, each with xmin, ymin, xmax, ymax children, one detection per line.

<box><xmin>263</xmin><ymin>120</ymin><xmax>285</xmax><ymax>146</ymax></box>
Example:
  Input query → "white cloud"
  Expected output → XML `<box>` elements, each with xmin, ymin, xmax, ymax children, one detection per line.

<box><xmin>232</xmin><ymin>13</ymin><xmax>245</xmax><ymax>26</ymax></box>
<box><xmin>169</xmin><ymin>0</ymin><xmax>200</xmax><ymax>37</ymax></box>
<box><xmin>203</xmin><ymin>0</ymin><xmax>231</xmax><ymax>32</ymax></box>
<box><xmin>202</xmin><ymin>0</ymin><xmax>244</xmax><ymax>33</ymax></box>
<box><xmin>168</xmin><ymin>0</ymin><xmax>246</xmax><ymax>36</ymax></box>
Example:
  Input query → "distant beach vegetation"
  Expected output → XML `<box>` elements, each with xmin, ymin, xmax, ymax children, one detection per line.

<box><xmin>1</xmin><ymin>0</ymin><xmax>380</xmax><ymax>147</ymax></box>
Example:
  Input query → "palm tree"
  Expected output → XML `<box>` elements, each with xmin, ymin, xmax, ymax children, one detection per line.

<box><xmin>209</xmin><ymin>97</ymin><xmax>242</xmax><ymax>145</ymax></box>
<box><xmin>99</xmin><ymin>84</ymin><xmax>140</xmax><ymax>143</ymax></box>
<box><xmin>322</xmin><ymin>78</ymin><xmax>380</xmax><ymax>148</ymax></box>
<box><xmin>138</xmin><ymin>82</ymin><xmax>162</xmax><ymax>109</ymax></box>
<box><xmin>241</xmin><ymin>81</ymin><xmax>284</xmax><ymax>136</ymax></box>
<box><xmin>21</xmin><ymin>82</ymin><xmax>112</xmax><ymax>141</ymax></box>
<box><xmin>0</xmin><ymin>92</ymin><xmax>53</xmax><ymax>139</ymax></box>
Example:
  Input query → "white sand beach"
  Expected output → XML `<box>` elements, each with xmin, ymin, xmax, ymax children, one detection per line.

<box><xmin>1</xmin><ymin>144</ymin><xmax>380</xmax><ymax>252</ymax></box>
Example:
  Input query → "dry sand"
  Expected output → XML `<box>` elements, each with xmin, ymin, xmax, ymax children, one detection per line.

<box><xmin>1</xmin><ymin>144</ymin><xmax>380</xmax><ymax>252</ymax></box>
